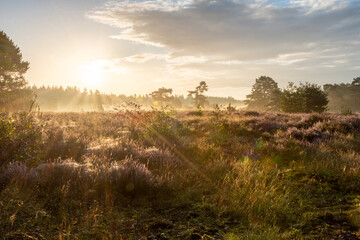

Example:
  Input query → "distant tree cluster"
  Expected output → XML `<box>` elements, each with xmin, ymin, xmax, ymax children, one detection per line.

<box><xmin>280</xmin><ymin>82</ymin><xmax>328</xmax><ymax>113</ymax></box>
<box><xmin>246</xmin><ymin>76</ymin><xmax>329</xmax><ymax>113</ymax></box>
<box><xmin>29</xmin><ymin>84</ymin><xmax>243</xmax><ymax>111</ymax></box>
<box><xmin>324</xmin><ymin>78</ymin><xmax>360</xmax><ymax>112</ymax></box>
<box><xmin>146</xmin><ymin>81</ymin><xmax>244</xmax><ymax>110</ymax></box>
<box><xmin>31</xmin><ymin>86</ymin><xmax>155</xmax><ymax>111</ymax></box>
<box><xmin>3</xmin><ymin>30</ymin><xmax>357</xmax><ymax>114</ymax></box>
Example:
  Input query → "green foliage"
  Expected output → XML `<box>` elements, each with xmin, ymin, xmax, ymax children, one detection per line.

<box><xmin>0</xmin><ymin>31</ymin><xmax>33</xmax><ymax>111</ymax></box>
<box><xmin>196</xmin><ymin>104</ymin><xmax>203</xmax><ymax>116</ymax></box>
<box><xmin>340</xmin><ymin>106</ymin><xmax>354</xmax><ymax>116</ymax></box>
<box><xmin>247</xmin><ymin>78</ymin><xmax>329</xmax><ymax>113</ymax></box>
<box><xmin>0</xmin><ymin>113</ymin><xmax>42</xmax><ymax>167</ymax></box>
<box><xmin>298</xmin><ymin>82</ymin><xmax>328</xmax><ymax>113</ymax></box>
<box><xmin>1</xmin><ymin>111</ymin><xmax>360</xmax><ymax>239</ymax></box>
<box><xmin>208</xmin><ymin>117</ymin><xmax>229</xmax><ymax>145</ymax></box>
<box><xmin>142</xmin><ymin>109</ymin><xmax>190</xmax><ymax>146</ymax></box>
<box><xmin>280</xmin><ymin>82</ymin><xmax>306</xmax><ymax>113</ymax></box>
<box><xmin>246</xmin><ymin>76</ymin><xmax>281</xmax><ymax>111</ymax></box>
<box><xmin>188</xmin><ymin>81</ymin><xmax>209</xmax><ymax>108</ymax></box>
<box><xmin>280</xmin><ymin>82</ymin><xmax>328</xmax><ymax>113</ymax></box>
<box><xmin>150</xmin><ymin>87</ymin><xmax>174</xmax><ymax>106</ymax></box>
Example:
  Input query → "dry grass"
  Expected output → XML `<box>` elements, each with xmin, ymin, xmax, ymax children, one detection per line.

<box><xmin>0</xmin><ymin>110</ymin><xmax>360</xmax><ymax>239</ymax></box>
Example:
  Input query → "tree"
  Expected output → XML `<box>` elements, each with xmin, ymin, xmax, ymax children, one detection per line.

<box><xmin>298</xmin><ymin>82</ymin><xmax>328</xmax><ymax>113</ymax></box>
<box><xmin>324</xmin><ymin>77</ymin><xmax>360</xmax><ymax>112</ymax></box>
<box><xmin>352</xmin><ymin>77</ymin><xmax>360</xmax><ymax>86</ymax></box>
<box><xmin>280</xmin><ymin>82</ymin><xmax>306</xmax><ymax>113</ymax></box>
<box><xmin>150</xmin><ymin>87</ymin><xmax>174</xmax><ymax>106</ymax></box>
<box><xmin>245</xmin><ymin>76</ymin><xmax>281</xmax><ymax>111</ymax></box>
<box><xmin>188</xmin><ymin>81</ymin><xmax>209</xmax><ymax>108</ymax></box>
<box><xmin>0</xmin><ymin>31</ymin><xmax>32</xmax><ymax>110</ymax></box>
<box><xmin>280</xmin><ymin>82</ymin><xmax>328</xmax><ymax>113</ymax></box>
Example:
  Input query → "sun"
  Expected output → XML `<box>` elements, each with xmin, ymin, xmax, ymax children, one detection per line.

<box><xmin>79</xmin><ymin>63</ymin><xmax>103</xmax><ymax>88</ymax></box>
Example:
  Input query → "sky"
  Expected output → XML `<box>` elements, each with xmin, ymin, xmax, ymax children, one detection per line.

<box><xmin>1</xmin><ymin>0</ymin><xmax>359</xmax><ymax>99</ymax></box>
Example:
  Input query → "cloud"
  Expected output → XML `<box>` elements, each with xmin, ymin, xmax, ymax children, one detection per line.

<box><xmin>85</xmin><ymin>0</ymin><xmax>360</xmax><ymax>97</ymax></box>
<box><xmin>123</xmin><ymin>53</ymin><xmax>166</xmax><ymax>62</ymax></box>
<box><xmin>290</xmin><ymin>0</ymin><xmax>350</xmax><ymax>13</ymax></box>
<box><xmin>87</xmin><ymin>0</ymin><xmax>360</xmax><ymax>61</ymax></box>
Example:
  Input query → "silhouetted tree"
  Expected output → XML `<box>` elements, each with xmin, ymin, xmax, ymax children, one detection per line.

<box><xmin>0</xmin><ymin>31</ymin><xmax>33</xmax><ymax>110</ymax></box>
<box><xmin>188</xmin><ymin>81</ymin><xmax>209</xmax><ymax>108</ymax></box>
<box><xmin>245</xmin><ymin>76</ymin><xmax>281</xmax><ymax>111</ymax></box>
<box><xmin>150</xmin><ymin>87</ymin><xmax>174</xmax><ymax>106</ymax></box>
<box><xmin>298</xmin><ymin>82</ymin><xmax>328</xmax><ymax>113</ymax></box>
<box><xmin>280</xmin><ymin>82</ymin><xmax>328</xmax><ymax>113</ymax></box>
<box><xmin>352</xmin><ymin>77</ymin><xmax>360</xmax><ymax>86</ymax></box>
<box><xmin>280</xmin><ymin>82</ymin><xmax>306</xmax><ymax>113</ymax></box>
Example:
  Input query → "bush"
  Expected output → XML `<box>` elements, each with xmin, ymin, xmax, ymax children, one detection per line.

<box><xmin>142</xmin><ymin>110</ymin><xmax>189</xmax><ymax>145</ymax></box>
<box><xmin>280</xmin><ymin>82</ymin><xmax>328</xmax><ymax>113</ymax></box>
<box><xmin>0</xmin><ymin>113</ymin><xmax>42</xmax><ymax>167</ymax></box>
<box><xmin>43</xmin><ymin>128</ymin><xmax>87</xmax><ymax>161</ymax></box>
<box><xmin>340</xmin><ymin>106</ymin><xmax>353</xmax><ymax>116</ymax></box>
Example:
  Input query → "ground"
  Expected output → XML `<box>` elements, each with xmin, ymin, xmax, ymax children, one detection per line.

<box><xmin>1</xmin><ymin>109</ymin><xmax>360</xmax><ymax>239</ymax></box>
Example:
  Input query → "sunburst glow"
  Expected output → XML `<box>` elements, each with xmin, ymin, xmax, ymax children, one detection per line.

<box><xmin>79</xmin><ymin>63</ymin><xmax>103</xmax><ymax>88</ymax></box>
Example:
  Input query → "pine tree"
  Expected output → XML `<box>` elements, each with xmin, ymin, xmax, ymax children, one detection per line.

<box><xmin>0</xmin><ymin>31</ymin><xmax>32</xmax><ymax>110</ymax></box>
<box><xmin>188</xmin><ymin>81</ymin><xmax>209</xmax><ymax>108</ymax></box>
<box><xmin>245</xmin><ymin>76</ymin><xmax>281</xmax><ymax>111</ymax></box>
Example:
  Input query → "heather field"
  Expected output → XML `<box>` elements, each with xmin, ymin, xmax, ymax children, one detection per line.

<box><xmin>1</xmin><ymin>109</ymin><xmax>360</xmax><ymax>239</ymax></box>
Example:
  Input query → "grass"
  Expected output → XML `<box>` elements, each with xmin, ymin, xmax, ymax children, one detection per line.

<box><xmin>0</xmin><ymin>109</ymin><xmax>360</xmax><ymax>239</ymax></box>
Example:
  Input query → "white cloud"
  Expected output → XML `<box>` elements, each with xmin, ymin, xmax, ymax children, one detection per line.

<box><xmin>290</xmin><ymin>0</ymin><xmax>349</xmax><ymax>13</ymax></box>
<box><xmin>87</xmin><ymin>0</ymin><xmax>360</xmax><ymax>61</ymax></box>
<box><xmin>85</xmin><ymin>0</ymin><xmax>360</xmax><ymax>95</ymax></box>
<box><xmin>123</xmin><ymin>53</ymin><xmax>166</xmax><ymax>62</ymax></box>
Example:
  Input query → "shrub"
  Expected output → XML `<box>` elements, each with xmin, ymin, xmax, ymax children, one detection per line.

<box><xmin>251</xmin><ymin>119</ymin><xmax>283</xmax><ymax>133</ymax></box>
<box><xmin>281</xmin><ymin>127</ymin><xmax>331</xmax><ymax>143</ymax></box>
<box><xmin>105</xmin><ymin>158</ymin><xmax>156</xmax><ymax>196</ymax></box>
<box><xmin>87</xmin><ymin>139</ymin><xmax>179</xmax><ymax>172</ymax></box>
<box><xmin>0</xmin><ymin>161</ymin><xmax>39</xmax><ymax>191</ymax></box>
<box><xmin>340</xmin><ymin>106</ymin><xmax>353</xmax><ymax>116</ymax></box>
<box><xmin>142</xmin><ymin>110</ymin><xmax>189</xmax><ymax>145</ymax></box>
<box><xmin>242</xmin><ymin>111</ymin><xmax>261</xmax><ymax>117</ymax></box>
<box><xmin>42</xmin><ymin>128</ymin><xmax>87</xmax><ymax>161</ymax></box>
<box><xmin>297</xmin><ymin>113</ymin><xmax>329</xmax><ymax>129</ymax></box>
<box><xmin>0</xmin><ymin>113</ymin><xmax>42</xmax><ymax>167</ymax></box>
<box><xmin>35</xmin><ymin>158</ymin><xmax>157</xmax><ymax>200</ymax></box>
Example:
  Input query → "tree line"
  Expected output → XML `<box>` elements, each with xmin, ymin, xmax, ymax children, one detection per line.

<box><xmin>324</xmin><ymin>78</ymin><xmax>360</xmax><ymax>112</ymax></box>
<box><xmin>27</xmin><ymin>84</ymin><xmax>242</xmax><ymax>111</ymax></box>
<box><xmin>0</xmin><ymin>30</ymin><xmax>242</xmax><ymax>111</ymax></box>
<box><xmin>245</xmin><ymin>76</ymin><xmax>360</xmax><ymax>113</ymax></box>
<box><xmin>1</xmin><ymin>30</ymin><xmax>359</xmax><ymax>113</ymax></box>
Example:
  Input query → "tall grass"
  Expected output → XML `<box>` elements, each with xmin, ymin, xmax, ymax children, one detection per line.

<box><xmin>0</xmin><ymin>110</ymin><xmax>360</xmax><ymax>239</ymax></box>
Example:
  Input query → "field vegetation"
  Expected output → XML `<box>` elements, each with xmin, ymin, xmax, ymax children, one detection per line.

<box><xmin>1</xmin><ymin>108</ymin><xmax>360</xmax><ymax>239</ymax></box>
